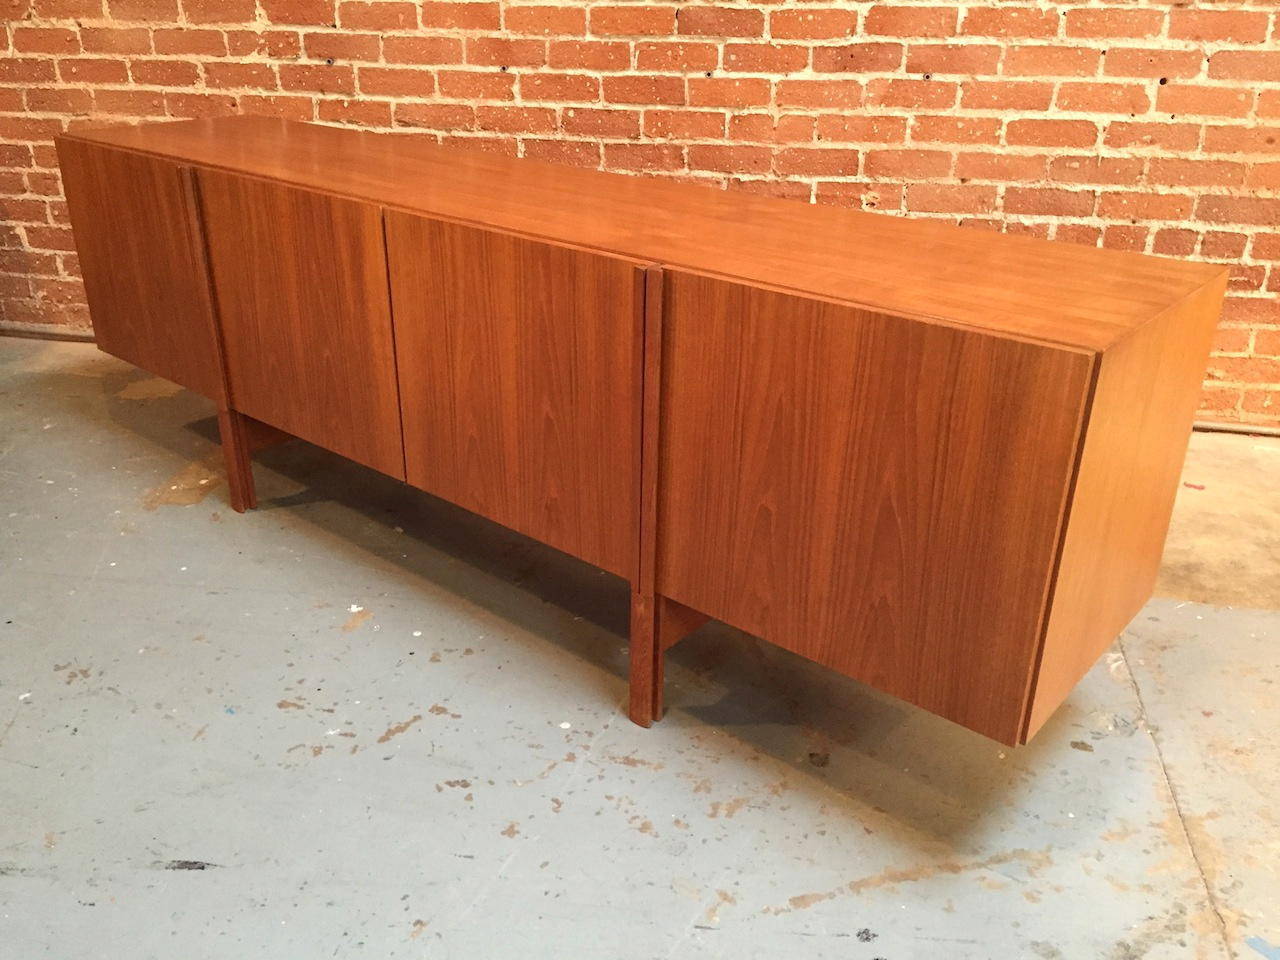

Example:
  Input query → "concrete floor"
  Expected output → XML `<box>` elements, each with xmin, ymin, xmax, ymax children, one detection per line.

<box><xmin>0</xmin><ymin>337</ymin><xmax>1277</xmax><ymax>960</ymax></box>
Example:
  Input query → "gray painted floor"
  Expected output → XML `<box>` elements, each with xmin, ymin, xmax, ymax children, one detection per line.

<box><xmin>1</xmin><ymin>337</ymin><xmax>1277</xmax><ymax>960</ymax></box>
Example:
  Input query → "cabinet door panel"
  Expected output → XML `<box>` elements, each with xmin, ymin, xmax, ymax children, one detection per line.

<box><xmin>657</xmin><ymin>270</ymin><xmax>1094</xmax><ymax>744</ymax></box>
<box><xmin>197</xmin><ymin>171</ymin><xmax>404</xmax><ymax>479</ymax></box>
<box><xmin>57</xmin><ymin>139</ymin><xmax>223</xmax><ymax>401</ymax></box>
<box><xmin>386</xmin><ymin>213</ymin><xmax>643</xmax><ymax>579</ymax></box>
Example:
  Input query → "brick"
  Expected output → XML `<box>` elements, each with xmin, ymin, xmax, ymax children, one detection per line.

<box><xmin>505</xmin><ymin>6</ymin><xmax>586</xmax><ymax>36</ymax></box>
<box><xmin>770</xmin><ymin>9</ymin><xmax>856</xmax><ymax>41</ymax></box>
<box><xmin>960</xmin><ymin>80</ymin><xmax>1052</xmax><ymax>111</ymax></box>
<box><xmin>279</xmin><ymin>62</ymin><xmax>355</xmax><ymax>94</ymax></box>
<box><xmin>1007</xmin><ymin>118</ymin><xmax>1098</xmax><ymax>148</ymax></box>
<box><xmin>393</xmin><ymin>102</ymin><xmax>473</xmax><ymax>128</ymax></box>
<box><xmin>816</xmin><ymin>181</ymin><xmax>901</xmax><ymax>211</ymax></box>
<box><xmin>1196</xmin><ymin>196</ymin><xmax>1280</xmax><ymax>227</ymax></box>
<box><xmin>816</xmin><ymin>114</ymin><xmax>906</xmax><ymax>143</ymax></box>
<box><xmin>475</xmin><ymin>105</ymin><xmax>556</xmax><ymax>133</ymax></box>
<box><xmin>864</xmin><ymin>77</ymin><xmax>956</xmax><ymax>109</ymax></box>
<box><xmin>226</xmin><ymin>30</ymin><xmax>301</xmax><ymax>59</ymax></box>
<box><xmin>527</xmin><ymin>139</ymin><xmax>602</xmax><ymax>167</ymax></box>
<box><xmin>1148</xmin><ymin>159</ymin><xmax>1245</xmax><ymax>188</ymax></box>
<box><xmin>688</xmin><ymin>144</ymin><xmax>771</xmax><ymax>174</ymax></box>
<box><xmin>589</xmin><ymin>6</ymin><xmax>675</xmax><ymax>37</ymax></box>
<box><xmin>604</xmin><ymin>142</ymin><xmax>682</xmax><ymax>171</ymax></box>
<box><xmin>204</xmin><ymin>62</ymin><xmax>279</xmax><ymax>89</ymax></box>
<box><xmin>1048</xmin><ymin>156</ymin><xmax>1143</xmax><ymax>185</ymax></box>
<box><xmin>643</xmin><ymin>109</ymin><xmax>722</xmax><ymax>139</ymax></box>
<box><xmin>1152</xmin><ymin>228</ymin><xmax>1198</xmax><ymax>257</ymax></box>
<box><xmin>437</xmin><ymin>69</ymin><xmax>514</xmax><ymax>100</ymax></box>
<box><xmin>688</xmin><ymin>77</ymin><xmax>769</xmax><ymax>108</ymax></box>
<box><xmin>420</xmin><ymin>1</ymin><xmax>498</xmax><ymax>29</ymax></box>
<box><xmin>1097</xmin><ymin>191</ymin><xmax>1193</xmax><ymax>220</ymax></box>
<box><xmin>165</xmin><ymin>92</ymin><xmax>238</xmax><ymax>118</ymax></box>
<box><xmin>183</xmin><ymin>0</ymin><xmax>257</xmax><ymax>22</ymax></box>
<box><xmin>93</xmin><ymin>89</ymin><xmax>166</xmax><ymax>116</ymax></box>
<box><xmin>383</xmin><ymin>36</ymin><xmax>463</xmax><ymax>64</ymax></box>
<box><xmin>1157</xmin><ymin>85</ymin><xmax>1253</xmax><ymax>119</ymax></box>
<box><xmin>1005</xmin><ymin>187</ymin><xmax>1096</xmax><ymax>218</ymax></box>
<box><xmin>1170</xmin><ymin>10</ymin><xmax>1270</xmax><ymax>45</ymax></box>
<box><xmin>864</xmin><ymin>5</ymin><xmax>957</xmax><ymax>38</ymax></box>
<box><xmin>812</xmin><ymin>43</ymin><xmax>903</xmax><ymax>73</ymax></box>
<box><xmin>635</xmin><ymin>41</ymin><xmax>718</xmax><ymax>72</ymax></box>
<box><xmin>908</xmin><ymin>183</ymin><xmax>997</xmax><ymax>214</ymax></box>
<box><xmin>1209</xmin><ymin>51</ymin><xmax>1280</xmax><ymax>82</ymax></box>
<box><xmin>1248</xmin><ymin>163</ymin><xmax>1280</xmax><ymax>191</ymax></box>
<box><xmin>864</xmin><ymin>148</ymin><xmax>952</xmax><ymax>179</ymax></box>
<box><xmin>564</xmin><ymin>107</ymin><xmax>640</xmax><ymax>137</ymax></box>
<box><xmin>1105</xmin><ymin>122</ymin><xmax>1201</xmax><ymax>152</ymax></box>
<box><xmin>79</xmin><ymin>27</ymin><xmax>152</xmax><ymax>54</ymax></box>
<box><xmin>30</xmin><ymin>0</ymin><xmax>103</xmax><ymax>14</ymax></box>
<box><xmin>907</xmin><ymin>43</ymin><xmax>1000</xmax><ymax>76</ymax></box>
<box><xmin>548</xmin><ymin>40</ymin><xmax>629</xmax><ymax>71</ymax></box>
<box><xmin>1205</xmin><ymin>126</ymin><xmax>1280</xmax><ymax>154</ymax></box>
<box><xmin>107</xmin><ymin>0</ymin><xmax>178</xmax><ymax>18</ymax></box>
<box><xmin>304</xmin><ymin>31</ymin><xmax>382</xmax><ymax>62</ymax></box>
<box><xmin>961</xmin><ymin>6</ymin><xmax>1058</xmax><ymax>38</ymax></box>
<box><xmin>1056</xmin><ymin>83</ymin><xmax>1150</xmax><ymax>115</ymax></box>
<box><xmin>241</xmin><ymin>96</ymin><xmax>317</xmax><ymax>120</ymax></box>
<box><xmin>955</xmin><ymin>152</ymin><xmax>1047</xmax><ymax>182</ymax></box>
<box><xmin>58</xmin><ymin>58</ymin><xmax>129</xmax><ymax>83</ymax></box>
<box><xmin>604</xmin><ymin>75</ymin><xmax>685</xmax><ymax>106</ymax></box>
<box><xmin>1104</xmin><ymin>47</ymin><xmax>1203</xmax><ymax>80</ymax></box>
<box><xmin>1204</xmin><ymin>231</ymin><xmax>1248</xmax><ymax>259</ymax></box>
<box><xmin>519</xmin><ymin>71</ymin><xmax>599</xmax><ymax>102</ymax></box>
<box><xmin>1103</xmin><ymin>225</ymin><xmax>1149</xmax><ymax>252</ymax></box>
<box><xmin>912</xmin><ymin>115</ymin><xmax>1000</xmax><ymax>145</ymax></box>
<box><xmin>1004</xmin><ymin>45</ymin><xmax>1100</xmax><ymax>78</ymax></box>
<box><xmin>338</xmin><ymin>1</ymin><xmax>417</xmax><ymax>30</ymax></box>
<box><xmin>13</xmin><ymin>27</ymin><xmax>81</xmax><ymax>54</ymax></box>
<box><xmin>1065</xmin><ymin>9</ymin><xmax>1164</xmax><ymax>39</ymax></box>
<box><xmin>317</xmin><ymin>98</ymin><xmax>392</xmax><ymax>125</ymax></box>
<box><xmin>730</xmin><ymin>113</ymin><xmax>814</xmax><ymax>143</ymax></box>
<box><xmin>26</xmin><ymin>87</ymin><xmax>93</xmax><ymax>113</ymax></box>
<box><xmin>722</xmin><ymin>43</ymin><xmax>808</xmax><ymax>74</ymax></box>
<box><xmin>131</xmin><ymin>58</ymin><xmax>201</xmax><ymax>86</ymax></box>
<box><xmin>357</xmin><ymin>66</ymin><xmax>435</xmax><ymax>97</ymax></box>
<box><xmin>776</xmin><ymin>79</ymin><xmax>861</xmax><ymax>109</ymax></box>
<box><xmin>773</xmin><ymin>146</ymin><xmax>859</xmax><ymax>176</ymax></box>
<box><xmin>465</xmin><ymin>37</ymin><xmax>546</xmax><ymax>68</ymax></box>
<box><xmin>262</xmin><ymin>0</ymin><xmax>336</xmax><ymax>24</ymax></box>
<box><xmin>677</xmin><ymin>6</ymin><xmax>763</xmax><ymax>38</ymax></box>
<box><xmin>153</xmin><ymin>29</ymin><xmax>228</xmax><ymax>56</ymax></box>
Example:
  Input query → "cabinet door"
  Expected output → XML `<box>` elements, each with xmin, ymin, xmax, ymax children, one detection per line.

<box><xmin>57</xmin><ymin>138</ymin><xmax>224</xmax><ymax>401</ymax></box>
<box><xmin>385</xmin><ymin>213</ymin><xmax>644</xmax><ymax>579</ymax></box>
<box><xmin>656</xmin><ymin>269</ymin><xmax>1094</xmax><ymax>744</ymax></box>
<box><xmin>197</xmin><ymin>171</ymin><xmax>405</xmax><ymax>479</ymax></box>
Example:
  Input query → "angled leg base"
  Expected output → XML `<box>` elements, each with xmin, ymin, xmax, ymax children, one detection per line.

<box><xmin>628</xmin><ymin>592</ymin><xmax>709</xmax><ymax>727</ymax></box>
<box><xmin>217</xmin><ymin>408</ymin><xmax>256</xmax><ymax>513</ymax></box>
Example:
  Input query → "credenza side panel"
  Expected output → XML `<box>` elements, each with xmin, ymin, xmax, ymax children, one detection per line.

<box><xmin>196</xmin><ymin>170</ymin><xmax>405</xmax><ymax>480</ymax></box>
<box><xmin>385</xmin><ymin>212</ymin><xmax>643</xmax><ymax>580</ymax></box>
<box><xmin>1025</xmin><ymin>273</ymin><xmax>1228</xmax><ymax>740</ymax></box>
<box><xmin>56</xmin><ymin>139</ymin><xmax>224</xmax><ymax>402</ymax></box>
<box><xmin>656</xmin><ymin>270</ymin><xmax>1094</xmax><ymax>744</ymax></box>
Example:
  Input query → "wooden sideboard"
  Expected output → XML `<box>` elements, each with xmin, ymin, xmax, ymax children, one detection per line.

<box><xmin>56</xmin><ymin>117</ymin><xmax>1227</xmax><ymax>746</ymax></box>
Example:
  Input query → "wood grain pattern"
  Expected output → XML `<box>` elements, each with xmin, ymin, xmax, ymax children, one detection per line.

<box><xmin>217</xmin><ymin>408</ymin><xmax>256</xmax><ymax>513</ymax></box>
<box><xmin>61</xmin><ymin>118</ymin><xmax>1223</xmax><ymax>352</ymax></box>
<box><xmin>385</xmin><ymin>213</ymin><xmax>644</xmax><ymax>578</ymax></box>
<box><xmin>56</xmin><ymin>137</ymin><xmax>224</xmax><ymax>401</ymax></box>
<box><xmin>1024</xmin><ymin>273</ymin><xmax>1229</xmax><ymax>739</ymax></box>
<box><xmin>196</xmin><ymin>169</ymin><xmax>405</xmax><ymax>479</ymax></box>
<box><xmin>656</xmin><ymin>270</ymin><xmax>1096</xmax><ymax>744</ymax></box>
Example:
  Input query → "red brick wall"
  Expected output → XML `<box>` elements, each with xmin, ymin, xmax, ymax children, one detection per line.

<box><xmin>3</xmin><ymin>1</ymin><xmax>1278</xmax><ymax>425</ymax></box>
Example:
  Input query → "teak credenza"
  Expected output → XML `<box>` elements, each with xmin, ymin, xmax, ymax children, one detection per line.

<box><xmin>56</xmin><ymin>117</ymin><xmax>1227</xmax><ymax>746</ymax></box>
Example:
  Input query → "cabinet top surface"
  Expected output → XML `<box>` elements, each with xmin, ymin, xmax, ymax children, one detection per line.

<box><xmin>62</xmin><ymin>116</ymin><xmax>1225</xmax><ymax>351</ymax></box>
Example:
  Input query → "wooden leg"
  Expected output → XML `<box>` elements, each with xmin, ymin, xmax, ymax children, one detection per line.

<box><xmin>217</xmin><ymin>408</ymin><xmax>256</xmax><ymax>513</ymax></box>
<box><xmin>629</xmin><ymin>592</ymin><xmax>710</xmax><ymax>727</ymax></box>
